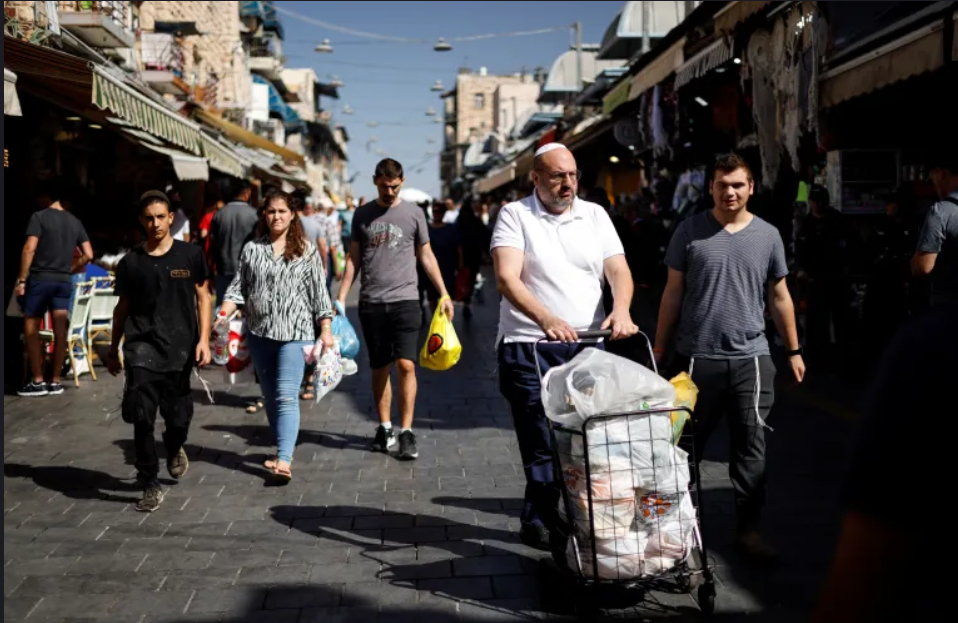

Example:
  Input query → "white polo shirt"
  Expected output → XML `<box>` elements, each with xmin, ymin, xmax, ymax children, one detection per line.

<box><xmin>491</xmin><ymin>192</ymin><xmax>624</xmax><ymax>344</ymax></box>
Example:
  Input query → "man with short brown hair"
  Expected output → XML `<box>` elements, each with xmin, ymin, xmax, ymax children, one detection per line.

<box><xmin>656</xmin><ymin>153</ymin><xmax>805</xmax><ymax>563</ymax></box>
<box><xmin>337</xmin><ymin>158</ymin><xmax>453</xmax><ymax>461</ymax></box>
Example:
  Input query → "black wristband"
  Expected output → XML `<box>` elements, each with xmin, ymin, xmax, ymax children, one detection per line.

<box><xmin>787</xmin><ymin>347</ymin><xmax>803</xmax><ymax>357</ymax></box>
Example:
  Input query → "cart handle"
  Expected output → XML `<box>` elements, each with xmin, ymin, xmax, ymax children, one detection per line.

<box><xmin>533</xmin><ymin>330</ymin><xmax>657</xmax><ymax>384</ymax></box>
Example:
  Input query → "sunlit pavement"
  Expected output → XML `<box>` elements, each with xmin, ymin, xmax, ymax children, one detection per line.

<box><xmin>4</xmin><ymin>271</ymin><xmax>857</xmax><ymax>622</ymax></box>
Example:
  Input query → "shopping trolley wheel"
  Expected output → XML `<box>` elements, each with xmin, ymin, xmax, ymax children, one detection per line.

<box><xmin>697</xmin><ymin>582</ymin><xmax>716</xmax><ymax>615</ymax></box>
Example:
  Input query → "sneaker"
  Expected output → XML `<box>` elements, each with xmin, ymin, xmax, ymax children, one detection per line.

<box><xmin>17</xmin><ymin>381</ymin><xmax>48</xmax><ymax>397</ymax></box>
<box><xmin>520</xmin><ymin>524</ymin><xmax>551</xmax><ymax>552</ymax></box>
<box><xmin>167</xmin><ymin>448</ymin><xmax>189</xmax><ymax>479</ymax></box>
<box><xmin>735</xmin><ymin>529</ymin><xmax>780</xmax><ymax>566</ymax></box>
<box><xmin>398</xmin><ymin>430</ymin><xmax>419</xmax><ymax>461</ymax></box>
<box><xmin>135</xmin><ymin>483</ymin><xmax>166</xmax><ymax>513</ymax></box>
<box><xmin>46</xmin><ymin>382</ymin><xmax>64</xmax><ymax>396</ymax></box>
<box><xmin>370</xmin><ymin>425</ymin><xmax>397</xmax><ymax>453</ymax></box>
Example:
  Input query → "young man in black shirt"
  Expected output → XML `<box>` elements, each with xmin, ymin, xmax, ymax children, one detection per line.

<box><xmin>107</xmin><ymin>191</ymin><xmax>212</xmax><ymax>512</ymax></box>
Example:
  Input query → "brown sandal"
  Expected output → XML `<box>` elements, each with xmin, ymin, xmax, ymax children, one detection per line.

<box><xmin>271</xmin><ymin>462</ymin><xmax>292</xmax><ymax>484</ymax></box>
<box><xmin>246</xmin><ymin>399</ymin><xmax>264</xmax><ymax>414</ymax></box>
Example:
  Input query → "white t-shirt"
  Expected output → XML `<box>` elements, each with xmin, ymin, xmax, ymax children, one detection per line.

<box><xmin>491</xmin><ymin>192</ymin><xmax>625</xmax><ymax>344</ymax></box>
<box><xmin>443</xmin><ymin>209</ymin><xmax>460</xmax><ymax>225</ymax></box>
<box><xmin>171</xmin><ymin>209</ymin><xmax>190</xmax><ymax>241</ymax></box>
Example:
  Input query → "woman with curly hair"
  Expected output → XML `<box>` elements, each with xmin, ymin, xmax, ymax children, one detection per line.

<box><xmin>217</xmin><ymin>191</ymin><xmax>334</xmax><ymax>482</ymax></box>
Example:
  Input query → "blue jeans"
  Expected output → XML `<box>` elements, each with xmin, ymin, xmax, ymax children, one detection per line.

<box><xmin>247</xmin><ymin>334</ymin><xmax>311</xmax><ymax>463</ymax></box>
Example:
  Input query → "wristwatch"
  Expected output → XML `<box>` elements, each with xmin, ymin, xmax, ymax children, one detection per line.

<box><xmin>787</xmin><ymin>347</ymin><xmax>804</xmax><ymax>357</ymax></box>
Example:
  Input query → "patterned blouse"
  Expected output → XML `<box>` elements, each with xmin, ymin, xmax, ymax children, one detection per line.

<box><xmin>224</xmin><ymin>237</ymin><xmax>333</xmax><ymax>342</ymax></box>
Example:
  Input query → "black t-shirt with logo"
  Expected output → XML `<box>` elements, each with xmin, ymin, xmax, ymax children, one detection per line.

<box><xmin>115</xmin><ymin>240</ymin><xmax>209</xmax><ymax>373</ymax></box>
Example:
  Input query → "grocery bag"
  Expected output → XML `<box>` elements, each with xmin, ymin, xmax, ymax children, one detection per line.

<box><xmin>224</xmin><ymin>318</ymin><xmax>255</xmax><ymax>385</ymax></box>
<box><xmin>335</xmin><ymin>247</ymin><xmax>346</xmax><ymax>275</ymax></box>
<box><xmin>419</xmin><ymin>298</ymin><xmax>461</xmax><ymax>371</ymax></box>
<box><xmin>331</xmin><ymin>301</ymin><xmax>360</xmax><ymax>360</ymax></box>
<box><xmin>305</xmin><ymin>339</ymin><xmax>343</xmax><ymax>402</ymax></box>
<box><xmin>668</xmin><ymin>373</ymin><xmax>698</xmax><ymax>445</ymax></box>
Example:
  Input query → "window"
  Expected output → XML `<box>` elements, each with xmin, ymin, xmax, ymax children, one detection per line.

<box><xmin>474</xmin><ymin>93</ymin><xmax>485</xmax><ymax>109</ymax></box>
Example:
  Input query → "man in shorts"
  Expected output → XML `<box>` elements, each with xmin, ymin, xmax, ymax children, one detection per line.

<box><xmin>16</xmin><ymin>181</ymin><xmax>94</xmax><ymax>397</ymax></box>
<box><xmin>336</xmin><ymin>158</ymin><xmax>454</xmax><ymax>461</ymax></box>
<box><xmin>107</xmin><ymin>191</ymin><xmax>212</xmax><ymax>512</ymax></box>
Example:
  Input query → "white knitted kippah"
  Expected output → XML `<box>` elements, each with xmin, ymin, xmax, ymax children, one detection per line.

<box><xmin>534</xmin><ymin>142</ymin><xmax>568</xmax><ymax>158</ymax></box>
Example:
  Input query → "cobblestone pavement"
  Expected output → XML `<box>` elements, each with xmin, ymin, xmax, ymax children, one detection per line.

<box><xmin>4</xmin><ymin>276</ymin><xmax>858</xmax><ymax>622</ymax></box>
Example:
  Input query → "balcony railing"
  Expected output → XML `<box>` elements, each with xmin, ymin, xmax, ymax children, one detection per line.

<box><xmin>140</xmin><ymin>33</ymin><xmax>184</xmax><ymax>77</ymax></box>
<box><xmin>69</xmin><ymin>1</ymin><xmax>134</xmax><ymax>31</ymax></box>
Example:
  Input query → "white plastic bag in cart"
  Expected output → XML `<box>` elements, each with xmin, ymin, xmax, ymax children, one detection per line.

<box><xmin>541</xmin><ymin>349</ymin><xmax>676</xmax><ymax>427</ymax></box>
<box><xmin>568</xmin><ymin>532</ymin><xmax>648</xmax><ymax>580</ymax></box>
<box><xmin>641</xmin><ymin>491</ymin><xmax>696</xmax><ymax>570</ymax></box>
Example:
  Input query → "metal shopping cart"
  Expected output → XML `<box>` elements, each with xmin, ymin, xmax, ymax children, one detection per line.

<box><xmin>536</xmin><ymin>330</ymin><xmax>717</xmax><ymax>615</ymax></box>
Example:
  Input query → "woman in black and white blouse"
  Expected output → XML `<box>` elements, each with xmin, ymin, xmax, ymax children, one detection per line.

<box><xmin>218</xmin><ymin>191</ymin><xmax>334</xmax><ymax>482</ymax></box>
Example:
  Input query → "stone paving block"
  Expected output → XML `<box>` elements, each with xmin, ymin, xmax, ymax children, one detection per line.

<box><xmin>354</xmin><ymin>514</ymin><xmax>416</xmax><ymax>530</ymax></box>
<box><xmin>140</xmin><ymin>550</ymin><xmax>214</xmax><ymax>571</ymax></box>
<box><xmin>184</xmin><ymin>535</ymin><xmax>254</xmax><ymax>552</ymax></box>
<box><xmin>383</xmin><ymin>527</ymin><xmax>448</xmax><ymax>544</ymax></box>
<box><xmin>162</xmin><ymin>567</ymin><xmax>240</xmax><ymax>591</ymax></box>
<box><xmin>277</xmin><ymin>546</ymin><xmax>350</xmax><ymax>566</ymax></box>
<box><xmin>234</xmin><ymin>563</ymin><xmax>311</xmax><ymax>587</ymax></box>
<box><xmin>263</xmin><ymin>585</ymin><xmax>342</xmax><ymax>610</ymax></box>
<box><xmin>341</xmin><ymin>580</ymin><xmax>416</xmax><ymax>606</ymax></box>
<box><xmin>3</xmin><ymin>594</ymin><xmax>43</xmax><ymax>621</ymax></box>
<box><xmin>452</xmin><ymin>555</ymin><xmax>525</xmax><ymax>577</ymax></box>
<box><xmin>188</xmin><ymin>588</ymin><xmax>269</xmax><ymax>614</ymax></box>
<box><xmin>13</xmin><ymin>556</ymin><xmax>78</xmax><ymax>576</ymax></box>
<box><xmin>28</xmin><ymin>593</ymin><xmax>120</xmax><ymax>619</ymax></box>
<box><xmin>15</xmin><ymin>573</ymin><xmax>89</xmax><ymax>595</ymax></box>
<box><xmin>299</xmin><ymin>606</ymin><xmax>380</xmax><ymax>623</ymax></box>
<box><xmin>308</xmin><ymin>561</ymin><xmax>384</xmax><ymax>585</ymax></box>
<box><xmin>82</xmin><ymin>570</ymin><xmax>169</xmax><ymax>594</ymax></box>
<box><xmin>418</xmin><ymin>576</ymin><xmax>495</xmax><ymax>601</ymax></box>
<box><xmin>48</xmin><ymin>539</ymin><xmax>124</xmax><ymax>558</ymax></box>
<box><xmin>4</xmin><ymin>573</ymin><xmax>24</xmax><ymax>597</ymax></box>
<box><xmin>208</xmin><ymin>550</ymin><xmax>281</xmax><ymax>569</ymax></box>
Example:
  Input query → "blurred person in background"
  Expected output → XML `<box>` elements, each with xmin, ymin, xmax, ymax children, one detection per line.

<box><xmin>209</xmin><ymin>179</ymin><xmax>258</xmax><ymax>307</ymax></box>
<box><xmin>166</xmin><ymin>184</ymin><xmax>191</xmax><ymax>244</ymax></box>
<box><xmin>912</xmin><ymin>153</ymin><xmax>958</xmax><ymax>308</ymax></box>
<box><xmin>456</xmin><ymin>197</ymin><xmax>491</xmax><ymax>320</ymax></box>
<box><xmin>425</xmin><ymin>200</ymin><xmax>462</xmax><ymax>313</ymax></box>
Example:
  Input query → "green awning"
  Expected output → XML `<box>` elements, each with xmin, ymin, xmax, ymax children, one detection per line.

<box><xmin>92</xmin><ymin>66</ymin><xmax>201</xmax><ymax>155</ymax></box>
<box><xmin>200</xmin><ymin>134</ymin><xmax>247</xmax><ymax>179</ymax></box>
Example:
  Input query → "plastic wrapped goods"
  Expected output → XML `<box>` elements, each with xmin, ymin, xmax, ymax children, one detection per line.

<box><xmin>541</xmin><ymin>349</ymin><xmax>676</xmax><ymax>427</ymax></box>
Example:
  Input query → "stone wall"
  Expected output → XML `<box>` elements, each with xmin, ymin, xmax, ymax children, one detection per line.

<box><xmin>139</xmin><ymin>1</ymin><xmax>249</xmax><ymax>112</ymax></box>
<box><xmin>454</xmin><ymin>74</ymin><xmax>531</xmax><ymax>145</ymax></box>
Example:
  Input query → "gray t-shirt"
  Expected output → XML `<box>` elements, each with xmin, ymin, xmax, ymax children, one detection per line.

<box><xmin>916</xmin><ymin>193</ymin><xmax>958</xmax><ymax>307</ymax></box>
<box><xmin>301</xmin><ymin>212</ymin><xmax>328</xmax><ymax>248</ymax></box>
<box><xmin>352</xmin><ymin>200</ymin><xmax>430</xmax><ymax>303</ymax></box>
<box><xmin>210</xmin><ymin>201</ymin><xmax>259</xmax><ymax>277</ymax></box>
<box><xmin>665</xmin><ymin>211</ymin><xmax>789</xmax><ymax>359</ymax></box>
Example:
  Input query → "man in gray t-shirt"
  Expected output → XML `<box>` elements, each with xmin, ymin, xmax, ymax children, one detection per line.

<box><xmin>655</xmin><ymin>154</ymin><xmax>805</xmax><ymax>565</ymax></box>
<box><xmin>912</xmin><ymin>154</ymin><xmax>958</xmax><ymax>308</ymax></box>
<box><xmin>336</xmin><ymin>158</ymin><xmax>454</xmax><ymax>462</ymax></box>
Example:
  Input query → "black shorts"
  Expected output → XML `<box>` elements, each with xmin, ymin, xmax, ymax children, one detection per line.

<box><xmin>358</xmin><ymin>300</ymin><xmax>422</xmax><ymax>369</ymax></box>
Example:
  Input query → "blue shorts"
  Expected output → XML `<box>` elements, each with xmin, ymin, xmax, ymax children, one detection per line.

<box><xmin>22</xmin><ymin>279</ymin><xmax>73</xmax><ymax>318</ymax></box>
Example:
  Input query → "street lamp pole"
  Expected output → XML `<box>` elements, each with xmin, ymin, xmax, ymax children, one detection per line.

<box><xmin>574</xmin><ymin>21</ymin><xmax>583</xmax><ymax>91</ymax></box>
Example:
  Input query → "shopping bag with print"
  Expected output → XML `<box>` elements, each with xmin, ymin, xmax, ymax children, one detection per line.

<box><xmin>224</xmin><ymin>318</ymin><xmax>255</xmax><ymax>385</ymax></box>
<box><xmin>309</xmin><ymin>339</ymin><xmax>344</xmax><ymax>403</ymax></box>
<box><xmin>419</xmin><ymin>297</ymin><xmax>462</xmax><ymax>371</ymax></box>
<box><xmin>331</xmin><ymin>301</ymin><xmax>360</xmax><ymax>360</ymax></box>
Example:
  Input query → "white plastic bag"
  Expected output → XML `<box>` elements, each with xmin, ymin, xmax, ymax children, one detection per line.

<box><xmin>306</xmin><ymin>339</ymin><xmax>343</xmax><ymax>403</ymax></box>
<box><xmin>541</xmin><ymin>349</ymin><xmax>676</xmax><ymax>427</ymax></box>
<box><xmin>568</xmin><ymin>531</ymin><xmax>649</xmax><ymax>580</ymax></box>
<box><xmin>224</xmin><ymin>318</ymin><xmax>255</xmax><ymax>385</ymax></box>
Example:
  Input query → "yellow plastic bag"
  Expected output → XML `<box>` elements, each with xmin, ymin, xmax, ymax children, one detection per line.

<box><xmin>419</xmin><ymin>297</ymin><xmax>462</xmax><ymax>371</ymax></box>
<box><xmin>669</xmin><ymin>372</ymin><xmax>699</xmax><ymax>445</ymax></box>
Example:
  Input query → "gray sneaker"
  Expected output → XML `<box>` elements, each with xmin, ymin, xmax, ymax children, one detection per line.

<box><xmin>167</xmin><ymin>448</ymin><xmax>189</xmax><ymax>480</ymax></box>
<box><xmin>135</xmin><ymin>483</ymin><xmax>166</xmax><ymax>513</ymax></box>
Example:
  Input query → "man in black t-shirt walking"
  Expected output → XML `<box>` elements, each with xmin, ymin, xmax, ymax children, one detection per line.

<box><xmin>15</xmin><ymin>181</ymin><xmax>94</xmax><ymax>397</ymax></box>
<box><xmin>107</xmin><ymin>191</ymin><xmax>212</xmax><ymax>513</ymax></box>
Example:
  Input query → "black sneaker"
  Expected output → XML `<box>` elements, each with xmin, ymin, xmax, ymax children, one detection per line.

<box><xmin>520</xmin><ymin>524</ymin><xmax>551</xmax><ymax>552</ymax></box>
<box><xmin>398</xmin><ymin>430</ymin><xmax>419</xmax><ymax>461</ymax></box>
<box><xmin>17</xmin><ymin>381</ymin><xmax>48</xmax><ymax>397</ymax></box>
<box><xmin>371</xmin><ymin>425</ymin><xmax>397</xmax><ymax>453</ymax></box>
<box><xmin>46</xmin><ymin>382</ymin><xmax>64</xmax><ymax>396</ymax></box>
<box><xmin>167</xmin><ymin>448</ymin><xmax>189</xmax><ymax>479</ymax></box>
<box><xmin>135</xmin><ymin>483</ymin><xmax>166</xmax><ymax>513</ymax></box>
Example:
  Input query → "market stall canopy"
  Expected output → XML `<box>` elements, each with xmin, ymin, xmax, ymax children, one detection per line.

<box><xmin>193</xmin><ymin>107</ymin><xmax>306</xmax><ymax>167</ymax></box>
<box><xmin>629</xmin><ymin>36</ymin><xmax>686</xmax><ymax>99</ymax></box>
<box><xmin>538</xmin><ymin>46</ymin><xmax>624</xmax><ymax>104</ymax></box>
<box><xmin>598</xmin><ymin>1</ymin><xmax>692</xmax><ymax>60</ymax></box>
<box><xmin>674</xmin><ymin>37</ymin><xmax>733</xmax><ymax>89</ymax></box>
<box><xmin>475</xmin><ymin>162</ymin><xmax>516</xmax><ymax>194</ymax></box>
<box><xmin>4</xmin><ymin>68</ymin><xmax>22</xmax><ymax>116</ymax></box>
<box><xmin>92</xmin><ymin>65</ymin><xmax>203</xmax><ymax>155</ymax></box>
<box><xmin>819</xmin><ymin>16</ymin><xmax>952</xmax><ymax>109</ymax></box>
<box><xmin>108</xmin><ymin>119</ymin><xmax>210</xmax><ymax>182</ymax></box>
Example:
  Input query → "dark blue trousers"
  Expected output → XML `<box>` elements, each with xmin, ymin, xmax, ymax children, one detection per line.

<box><xmin>497</xmin><ymin>340</ymin><xmax>603</xmax><ymax>530</ymax></box>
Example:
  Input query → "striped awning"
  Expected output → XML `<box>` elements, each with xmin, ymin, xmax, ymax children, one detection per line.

<box><xmin>200</xmin><ymin>134</ymin><xmax>247</xmax><ymax>179</ymax></box>
<box><xmin>92</xmin><ymin>66</ymin><xmax>202</xmax><ymax>155</ymax></box>
<box><xmin>140</xmin><ymin>142</ymin><xmax>210</xmax><ymax>182</ymax></box>
<box><xmin>675</xmin><ymin>37</ymin><xmax>733</xmax><ymax>89</ymax></box>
